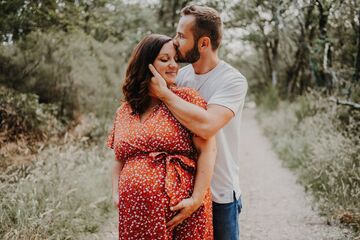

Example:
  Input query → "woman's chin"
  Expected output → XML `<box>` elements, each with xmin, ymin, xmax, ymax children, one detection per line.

<box><xmin>165</xmin><ymin>77</ymin><xmax>176</xmax><ymax>86</ymax></box>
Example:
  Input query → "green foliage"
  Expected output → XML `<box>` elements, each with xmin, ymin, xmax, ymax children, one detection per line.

<box><xmin>258</xmin><ymin>95</ymin><xmax>360</xmax><ymax>234</ymax></box>
<box><xmin>0</xmin><ymin>1</ymin><xmax>165</xmax><ymax>123</ymax></box>
<box><xmin>0</xmin><ymin>29</ymin><xmax>128</xmax><ymax>120</ymax></box>
<box><xmin>256</xmin><ymin>86</ymin><xmax>280</xmax><ymax>111</ymax></box>
<box><xmin>0</xmin><ymin>30</ymin><xmax>79</xmax><ymax>119</ymax></box>
<box><xmin>0</xmin><ymin>86</ymin><xmax>63</xmax><ymax>143</ymax></box>
<box><xmin>227</xmin><ymin>0</ymin><xmax>360</xmax><ymax>102</ymax></box>
<box><xmin>0</xmin><ymin>0</ymin><xmax>81</xmax><ymax>41</ymax></box>
<box><xmin>294</xmin><ymin>95</ymin><xmax>318</xmax><ymax>122</ymax></box>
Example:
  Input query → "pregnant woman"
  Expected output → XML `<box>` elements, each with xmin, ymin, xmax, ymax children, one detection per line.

<box><xmin>107</xmin><ymin>34</ymin><xmax>216</xmax><ymax>239</ymax></box>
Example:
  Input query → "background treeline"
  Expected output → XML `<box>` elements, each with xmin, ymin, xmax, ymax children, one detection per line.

<box><xmin>0</xmin><ymin>0</ymin><xmax>359</xmax><ymax>239</ymax></box>
<box><xmin>227</xmin><ymin>0</ymin><xmax>360</xmax><ymax>102</ymax></box>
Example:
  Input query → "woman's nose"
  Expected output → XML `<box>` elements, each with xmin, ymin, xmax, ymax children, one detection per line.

<box><xmin>169</xmin><ymin>59</ymin><xmax>178</xmax><ymax>68</ymax></box>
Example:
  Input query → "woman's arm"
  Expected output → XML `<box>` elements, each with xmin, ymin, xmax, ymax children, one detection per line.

<box><xmin>166</xmin><ymin>136</ymin><xmax>216</xmax><ymax>229</ymax></box>
<box><xmin>111</xmin><ymin>160</ymin><xmax>124</xmax><ymax>208</ymax></box>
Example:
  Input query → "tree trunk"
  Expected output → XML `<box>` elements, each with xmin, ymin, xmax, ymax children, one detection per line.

<box><xmin>271</xmin><ymin>0</ymin><xmax>280</xmax><ymax>87</ymax></box>
<box><xmin>286</xmin><ymin>3</ymin><xmax>315</xmax><ymax>97</ymax></box>
<box><xmin>354</xmin><ymin>9</ymin><xmax>360</xmax><ymax>83</ymax></box>
<box><xmin>315</xmin><ymin>0</ymin><xmax>333</xmax><ymax>92</ymax></box>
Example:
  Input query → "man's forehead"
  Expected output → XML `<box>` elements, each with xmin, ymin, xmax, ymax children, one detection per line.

<box><xmin>177</xmin><ymin>15</ymin><xmax>195</xmax><ymax>32</ymax></box>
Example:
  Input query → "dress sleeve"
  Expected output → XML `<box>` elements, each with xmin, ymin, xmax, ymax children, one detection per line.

<box><xmin>172</xmin><ymin>87</ymin><xmax>207</xmax><ymax>110</ymax></box>
<box><xmin>106</xmin><ymin>104</ymin><xmax>124</xmax><ymax>150</ymax></box>
<box><xmin>106</xmin><ymin>122</ymin><xmax>115</xmax><ymax>149</ymax></box>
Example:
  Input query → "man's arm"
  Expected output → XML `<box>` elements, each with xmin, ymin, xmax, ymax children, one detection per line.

<box><xmin>149</xmin><ymin>64</ymin><xmax>234</xmax><ymax>139</ymax></box>
<box><xmin>166</xmin><ymin>135</ymin><xmax>216</xmax><ymax>229</ymax></box>
<box><xmin>161</xmin><ymin>91</ymin><xmax>233</xmax><ymax>139</ymax></box>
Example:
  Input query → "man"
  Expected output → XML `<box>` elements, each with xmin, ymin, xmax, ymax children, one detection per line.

<box><xmin>149</xmin><ymin>5</ymin><xmax>248</xmax><ymax>240</ymax></box>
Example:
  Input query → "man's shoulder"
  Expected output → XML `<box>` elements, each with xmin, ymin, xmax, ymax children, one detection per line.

<box><xmin>214</xmin><ymin>60</ymin><xmax>247</xmax><ymax>84</ymax></box>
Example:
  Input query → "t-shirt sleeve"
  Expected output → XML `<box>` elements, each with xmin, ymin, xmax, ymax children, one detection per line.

<box><xmin>207</xmin><ymin>76</ymin><xmax>248</xmax><ymax>116</ymax></box>
<box><xmin>174</xmin><ymin>87</ymin><xmax>207</xmax><ymax>110</ymax></box>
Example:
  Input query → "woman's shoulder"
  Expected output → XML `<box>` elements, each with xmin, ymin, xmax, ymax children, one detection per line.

<box><xmin>170</xmin><ymin>86</ymin><xmax>207</xmax><ymax>109</ymax></box>
<box><xmin>171</xmin><ymin>86</ymin><xmax>198</xmax><ymax>97</ymax></box>
<box><xmin>114</xmin><ymin>102</ymin><xmax>130</xmax><ymax>117</ymax></box>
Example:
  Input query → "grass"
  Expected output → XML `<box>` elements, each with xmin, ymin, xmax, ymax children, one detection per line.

<box><xmin>0</xmin><ymin>138</ymin><xmax>115</xmax><ymax>239</ymax></box>
<box><xmin>257</xmin><ymin>93</ymin><xmax>360</xmax><ymax>237</ymax></box>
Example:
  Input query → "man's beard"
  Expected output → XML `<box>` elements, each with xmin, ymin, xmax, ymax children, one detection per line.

<box><xmin>176</xmin><ymin>43</ymin><xmax>200</xmax><ymax>63</ymax></box>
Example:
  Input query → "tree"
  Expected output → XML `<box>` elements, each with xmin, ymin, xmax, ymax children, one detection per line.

<box><xmin>227</xmin><ymin>0</ymin><xmax>289</xmax><ymax>87</ymax></box>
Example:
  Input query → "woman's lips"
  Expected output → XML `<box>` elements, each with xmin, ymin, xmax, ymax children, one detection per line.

<box><xmin>165</xmin><ymin>72</ymin><xmax>177</xmax><ymax>76</ymax></box>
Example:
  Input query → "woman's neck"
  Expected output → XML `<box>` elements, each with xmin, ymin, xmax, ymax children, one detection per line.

<box><xmin>149</xmin><ymin>97</ymin><xmax>160</xmax><ymax>108</ymax></box>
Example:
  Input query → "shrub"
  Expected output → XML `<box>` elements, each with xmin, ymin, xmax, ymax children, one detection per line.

<box><xmin>256</xmin><ymin>86</ymin><xmax>280</xmax><ymax>111</ymax></box>
<box><xmin>0</xmin><ymin>86</ymin><xmax>64</xmax><ymax>143</ymax></box>
<box><xmin>0</xmin><ymin>30</ymin><xmax>124</xmax><ymax>120</ymax></box>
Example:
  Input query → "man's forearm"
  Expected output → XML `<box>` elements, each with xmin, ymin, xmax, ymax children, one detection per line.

<box><xmin>192</xmin><ymin>137</ymin><xmax>217</xmax><ymax>203</ymax></box>
<box><xmin>159</xmin><ymin>89</ymin><xmax>213</xmax><ymax>139</ymax></box>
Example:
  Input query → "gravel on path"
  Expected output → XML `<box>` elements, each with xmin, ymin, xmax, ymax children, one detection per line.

<box><xmin>239</xmin><ymin>108</ymin><xmax>349</xmax><ymax>240</ymax></box>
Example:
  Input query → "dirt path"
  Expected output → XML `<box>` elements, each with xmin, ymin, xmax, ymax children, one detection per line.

<box><xmin>238</xmin><ymin>108</ymin><xmax>348</xmax><ymax>240</ymax></box>
<box><xmin>88</xmin><ymin>108</ymin><xmax>348</xmax><ymax>240</ymax></box>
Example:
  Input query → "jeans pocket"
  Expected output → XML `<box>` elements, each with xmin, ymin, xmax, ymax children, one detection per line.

<box><xmin>237</xmin><ymin>197</ymin><xmax>242</xmax><ymax>214</ymax></box>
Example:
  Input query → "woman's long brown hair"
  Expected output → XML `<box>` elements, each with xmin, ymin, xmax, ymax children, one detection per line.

<box><xmin>122</xmin><ymin>34</ymin><xmax>172</xmax><ymax>115</ymax></box>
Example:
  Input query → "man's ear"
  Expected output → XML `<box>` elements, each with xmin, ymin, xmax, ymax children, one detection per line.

<box><xmin>198</xmin><ymin>36</ymin><xmax>211</xmax><ymax>52</ymax></box>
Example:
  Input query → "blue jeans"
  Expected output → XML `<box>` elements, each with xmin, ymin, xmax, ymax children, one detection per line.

<box><xmin>212</xmin><ymin>192</ymin><xmax>242</xmax><ymax>240</ymax></box>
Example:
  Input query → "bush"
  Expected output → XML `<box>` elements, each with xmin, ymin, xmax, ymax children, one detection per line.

<box><xmin>256</xmin><ymin>86</ymin><xmax>280</xmax><ymax>111</ymax></box>
<box><xmin>0</xmin><ymin>30</ymin><xmax>124</xmax><ymax>120</ymax></box>
<box><xmin>0</xmin><ymin>86</ymin><xmax>64</xmax><ymax>143</ymax></box>
<box><xmin>294</xmin><ymin>95</ymin><xmax>318</xmax><ymax>122</ymax></box>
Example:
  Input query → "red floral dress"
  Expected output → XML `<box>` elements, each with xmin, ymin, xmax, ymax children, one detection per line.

<box><xmin>107</xmin><ymin>87</ymin><xmax>213</xmax><ymax>240</ymax></box>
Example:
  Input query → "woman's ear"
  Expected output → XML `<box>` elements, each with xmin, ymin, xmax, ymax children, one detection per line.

<box><xmin>198</xmin><ymin>37</ymin><xmax>211</xmax><ymax>52</ymax></box>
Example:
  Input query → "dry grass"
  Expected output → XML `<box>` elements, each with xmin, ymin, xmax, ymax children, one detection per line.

<box><xmin>257</xmin><ymin>93</ymin><xmax>360</xmax><ymax>236</ymax></box>
<box><xmin>0</xmin><ymin>136</ymin><xmax>115</xmax><ymax>239</ymax></box>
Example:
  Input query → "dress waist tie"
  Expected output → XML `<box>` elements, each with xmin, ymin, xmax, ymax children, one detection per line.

<box><xmin>149</xmin><ymin>152</ymin><xmax>196</xmax><ymax>206</ymax></box>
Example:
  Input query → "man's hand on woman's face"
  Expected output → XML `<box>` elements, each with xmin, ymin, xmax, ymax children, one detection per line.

<box><xmin>148</xmin><ymin>64</ymin><xmax>170</xmax><ymax>99</ymax></box>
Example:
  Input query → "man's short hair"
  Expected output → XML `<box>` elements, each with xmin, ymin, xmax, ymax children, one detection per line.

<box><xmin>181</xmin><ymin>5</ymin><xmax>222</xmax><ymax>50</ymax></box>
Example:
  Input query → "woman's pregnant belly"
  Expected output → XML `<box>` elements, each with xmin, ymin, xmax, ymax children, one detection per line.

<box><xmin>118</xmin><ymin>156</ymin><xmax>166</xmax><ymax>198</ymax></box>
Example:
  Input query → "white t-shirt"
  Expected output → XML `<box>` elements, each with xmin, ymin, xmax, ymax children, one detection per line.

<box><xmin>176</xmin><ymin>60</ymin><xmax>248</xmax><ymax>203</ymax></box>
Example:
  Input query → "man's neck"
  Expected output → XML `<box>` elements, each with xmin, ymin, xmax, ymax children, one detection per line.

<box><xmin>192</xmin><ymin>53</ymin><xmax>220</xmax><ymax>75</ymax></box>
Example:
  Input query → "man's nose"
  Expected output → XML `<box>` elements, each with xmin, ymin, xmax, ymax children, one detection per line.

<box><xmin>173</xmin><ymin>38</ymin><xmax>179</xmax><ymax>47</ymax></box>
